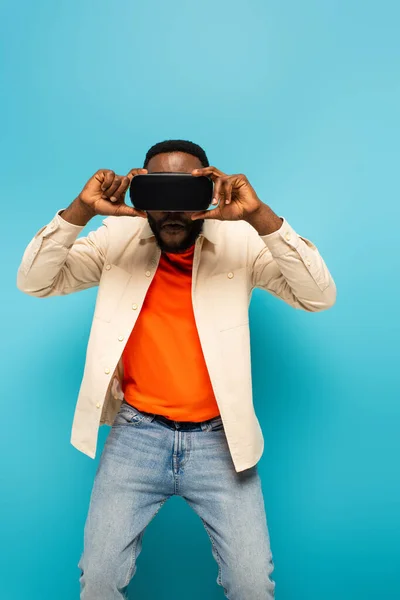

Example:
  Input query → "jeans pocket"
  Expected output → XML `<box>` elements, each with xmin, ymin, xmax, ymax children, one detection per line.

<box><xmin>112</xmin><ymin>402</ymin><xmax>146</xmax><ymax>427</ymax></box>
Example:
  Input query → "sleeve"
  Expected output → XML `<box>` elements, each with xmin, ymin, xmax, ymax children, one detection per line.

<box><xmin>16</xmin><ymin>209</ymin><xmax>109</xmax><ymax>298</ymax></box>
<box><xmin>247</xmin><ymin>218</ymin><xmax>336</xmax><ymax>312</ymax></box>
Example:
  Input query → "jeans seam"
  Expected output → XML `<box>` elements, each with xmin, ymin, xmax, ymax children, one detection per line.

<box><xmin>179</xmin><ymin>432</ymin><xmax>191</xmax><ymax>469</ymax></box>
<box><xmin>200</xmin><ymin>518</ymin><xmax>224</xmax><ymax>589</ymax></box>
<box><xmin>123</xmin><ymin>498</ymin><xmax>168</xmax><ymax>588</ymax></box>
<box><xmin>124</xmin><ymin>535</ymin><xmax>139</xmax><ymax>589</ymax></box>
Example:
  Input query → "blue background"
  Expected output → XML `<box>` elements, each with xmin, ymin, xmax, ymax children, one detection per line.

<box><xmin>1</xmin><ymin>0</ymin><xmax>399</xmax><ymax>598</ymax></box>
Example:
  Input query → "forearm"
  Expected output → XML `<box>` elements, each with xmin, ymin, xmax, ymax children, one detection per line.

<box><xmin>249</xmin><ymin>218</ymin><xmax>336</xmax><ymax>312</ymax></box>
<box><xmin>16</xmin><ymin>210</ymin><xmax>106</xmax><ymax>297</ymax></box>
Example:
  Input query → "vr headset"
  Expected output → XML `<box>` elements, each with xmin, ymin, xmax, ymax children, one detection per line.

<box><xmin>129</xmin><ymin>172</ymin><xmax>214</xmax><ymax>212</ymax></box>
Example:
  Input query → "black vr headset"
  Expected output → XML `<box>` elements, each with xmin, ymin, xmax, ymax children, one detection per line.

<box><xmin>129</xmin><ymin>172</ymin><xmax>214</xmax><ymax>212</ymax></box>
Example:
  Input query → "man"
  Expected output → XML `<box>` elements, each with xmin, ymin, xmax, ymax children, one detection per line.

<box><xmin>17</xmin><ymin>139</ymin><xmax>336</xmax><ymax>599</ymax></box>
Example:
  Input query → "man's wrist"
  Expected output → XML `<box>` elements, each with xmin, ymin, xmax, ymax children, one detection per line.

<box><xmin>60</xmin><ymin>197</ymin><xmax>95</xmax><ymax>227</ymax></box>
<box><xmin>244</xmin><ymin>203</ymin><xmax>283</xmax><ymax>236</ymax></box>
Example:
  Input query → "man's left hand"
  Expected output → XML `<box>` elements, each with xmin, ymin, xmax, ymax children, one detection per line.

<box><xmin>190</xmin><ymin>166</ymin><xmax>262</xmax><ymax>221</ymax></box>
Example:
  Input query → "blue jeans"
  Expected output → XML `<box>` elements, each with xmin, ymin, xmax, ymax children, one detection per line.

<box><xmin>78</xmin><ymin>399</ymin><xmax>276</xmax><ymax>599</ymax></box>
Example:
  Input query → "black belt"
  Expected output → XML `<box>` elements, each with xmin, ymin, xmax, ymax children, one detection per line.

<box><xmin>122</xmin><ymin>399</ymin><xmax>221</xmax><ymax>430</ymax></box>
<box><xmin>153</xmin><ymin>412</ymin><xmax>219</xmax><ymax>429</ymax></box>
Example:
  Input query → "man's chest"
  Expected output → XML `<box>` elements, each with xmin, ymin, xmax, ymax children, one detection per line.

<box><xmin>93</xmin><ymin>236</ymin><xmax>251</xmax><ymax>332</ymax></box>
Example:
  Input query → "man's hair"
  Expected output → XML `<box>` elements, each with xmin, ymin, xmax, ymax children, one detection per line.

<box><xmin>143</xmin><ymin>139</ymin><xmax>209</xmax><ymax>169</ymax></box>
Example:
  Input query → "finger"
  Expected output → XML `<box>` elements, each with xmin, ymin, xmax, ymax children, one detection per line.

<box><xmin>110</xmin><ymin>176</ymin><xmax>130</xmax><ymax>203</ymax></box>
<box><xmin>214</xmin><ymin>175</ymin><xmax>231</xmax><ymax>205</ymax></box>
<box><xmin>224</xmin><ymin>178</ymin><xmax>233</xmax><ymax>205</ymax></box>
<box><xmin>216</xmin><ymin>176</ymin><xmax>231</xmax><ymax>206</ymax></box>
<box><xmin>217</xmin><ymin>180</ymin><xmax>227</xmax><ymax>207</ymax></box>
<box><xmin>126</xmin><ymin>168</ymin><xmax>148</xmax><ymax>182</ymax></box>
<box><xmin>212</xmin><ymin>176</ymin><xmax>223</xmax><ymax>205</ymax></box>
<box><xmin>100</xmin><ymin>170</ymin><xmax>115</xmax><ymax>192</ymax></box>
<box><xmin>191</xmin><ymin>166</ymin><xmax>227</xmax><ymax>180</ymax></box>
<box><xmin>103</xmin><ymin>175</ymin><xmax>123</xmax><ymax>201</ymax></box>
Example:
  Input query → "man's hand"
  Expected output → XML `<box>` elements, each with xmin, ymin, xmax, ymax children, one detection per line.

<box><xmin>190</xmin><ymin>166</ymin><xmax>282</xmax><ymax>235</ymax></box>
<box><xmin>78</xmin><ymin>168</ymin><xmax>148</xmax><ymax>218</ymax></box>
<box><xmin>61</xmin><ymin>168</ymin><xmax>148</xmax><ymax>226</ymax></box>
<box><xmin>190</xmin><ymin>166</ymin><xmax>262</xmax><ymax>221</ymax></box>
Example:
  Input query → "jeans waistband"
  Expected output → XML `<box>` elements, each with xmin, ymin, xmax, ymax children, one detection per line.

<box><xmin>121</xmin><ymin>399</ymin><xmax>222</xmax><ymax>432</ymax></box>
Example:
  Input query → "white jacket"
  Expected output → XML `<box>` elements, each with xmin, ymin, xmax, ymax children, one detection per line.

<box><xmin>17</xmin><ymin>209</ymin><xmax>336</xmax><ymax>472</ymax></box>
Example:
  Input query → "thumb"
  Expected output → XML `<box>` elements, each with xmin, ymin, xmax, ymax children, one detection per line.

<box><xmin>191</xmin><ymin>208</ymin><xmax>220</xmax><ymax>221</ymax></box>
<box><xmin>113</xmin><ymin>203</ymin><xmax>147</xmax><ymax>218</ymax></box>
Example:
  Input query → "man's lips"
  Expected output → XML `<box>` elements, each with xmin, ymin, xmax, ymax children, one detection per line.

<box><xmin>162</xmin><ymin>222</ymin><xmax>186</xmax><ymax>230</ymax></box>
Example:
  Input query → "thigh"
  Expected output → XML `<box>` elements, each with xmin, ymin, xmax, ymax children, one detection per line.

<box><xmin>79</xmin><ymin>403</ymin><xmax>174</xmax><ymax>594</ymax></box>
<box><xmin>181</xmin><ymin>430</ymin><xmax>275</xmax><ymax>599</ymax></box>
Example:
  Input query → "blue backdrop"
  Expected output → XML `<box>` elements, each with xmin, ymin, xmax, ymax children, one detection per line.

<box><xmin>1</xmin><ymin>0</ymin><xmax>399</xmax><ymax>598</ymax></box>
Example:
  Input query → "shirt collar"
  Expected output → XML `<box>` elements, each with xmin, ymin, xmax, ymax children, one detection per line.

<box><xmin>139</xmin><ymin>219</ymin><xmax>219</xmax><ymax>244</ymax></box>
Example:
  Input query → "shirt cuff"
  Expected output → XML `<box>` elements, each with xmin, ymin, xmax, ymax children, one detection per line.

<box><xmin>38</xmin><ymin>209</ymin><xmax>86</xmax><ymax>246</ymax></box>
<box><xmin>259</xmin><ymin>217</ymin><xmax>301</xmax><ymax>257</ymax></box>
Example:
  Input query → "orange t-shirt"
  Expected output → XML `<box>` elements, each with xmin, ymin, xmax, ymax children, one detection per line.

<box><xmin>121</xmin><ymin>244</ymin><xmax>220</xmax><ymax>422</ymax></box>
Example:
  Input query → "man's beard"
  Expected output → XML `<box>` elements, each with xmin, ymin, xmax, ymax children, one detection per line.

<box><xmin>146</xmin><ymin>213</ymin><xmax>204</xmax><ymax>253</ymax></box>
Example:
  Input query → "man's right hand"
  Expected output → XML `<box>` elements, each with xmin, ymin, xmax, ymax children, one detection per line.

<box><xmin>78</xmin><ymin>168</ymin><xmax>148</xmax><ymax>218</ymax></box>
<box><xmin>60</xmin><ymin>168</ymin><xmax>148</xmax><ymax>226</ymax></box>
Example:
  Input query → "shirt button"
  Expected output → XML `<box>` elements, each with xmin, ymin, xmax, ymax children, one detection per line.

<box><xmin>104</xmin><ymin>367</ymin><xmax>110</xmax><ymax>374</ymax></box>
<box><xmin>305</xmin><ymin>258</ymin><xmax>311</xmax><ymax>266</ymax></box>
<box><xmin>96</xmin><ymin>403</ymin><xmax>101</xmax><ymax>409</ymax></box>
<box><xmin>145</xmin><ymin>270</ymin><xmax>151</xmax><ymax>277</ymax></box>
<box><xmin>132</xmin><ymin>304</ymin><xmax>138</xmax><ymax>310</ymax></box>
<box><xmin>227</xmin><ymin>272</ymin><xmax>234</xmax><ymax>279</ymax></box>
<box><xmin>105</xmin><ymin>264</ymin><xmax>111</xmax><ymax>271</ymax></box>
<box><xmin>285</xmin><ymin>232</ymin><xmax>291</xmax><ymax>241</ymax></box>
<box><xmin>118</xmin><ymin>335</ymin><xmax>124</xmax><ymax>342</ymax></box>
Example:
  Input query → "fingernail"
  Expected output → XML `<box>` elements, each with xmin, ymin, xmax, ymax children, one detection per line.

<box><xmin>110</xmin><ymin>196</ymin><xmax>117</xmax><ymax>202</ymax></box>
<box><xmin>212</xmin><ymin>198</ymin><xmax>218</xmax><ymax>205</ymax></box>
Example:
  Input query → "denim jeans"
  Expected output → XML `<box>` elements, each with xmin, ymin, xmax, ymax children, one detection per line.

<box><xmin>78</xmin><ymin>399</ymin><xmax>276</xmax><ymax>599</ymax></box>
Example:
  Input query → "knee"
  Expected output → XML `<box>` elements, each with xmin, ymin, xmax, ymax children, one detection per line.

<box><xmin>226</xmin><ymin>576</ymin><xmax>275</xmax><ymax>600</ymax></box>
<box><xmin>221</xmin><ymin>555</ymin><xmax>276</xmax><ymax>600</ymax></box>
<box><xmin>78</xmin><ymin>557</ymin><xmax>131</xmax><ymax>599</ymax></box>
<box><xmin>224</xmin><ymin>576</ymin><xmax>276</xmax><ymax>600</ymax></box>
<box><xmin>79</xmin><ymin>564</ymin><xmax>111</xmax><ymax>597</ymax></box>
